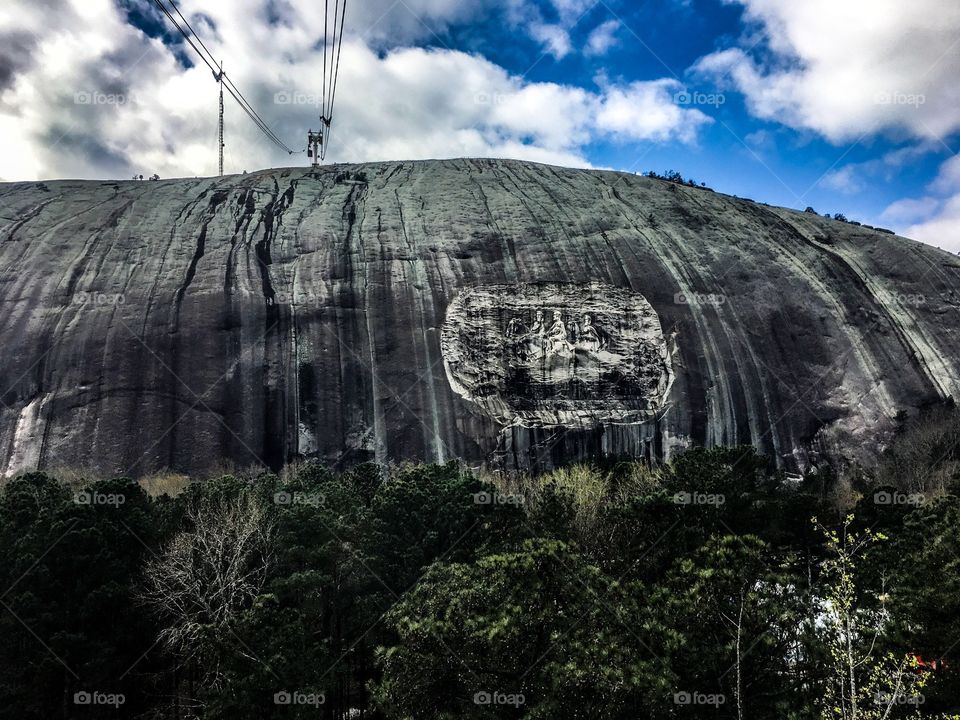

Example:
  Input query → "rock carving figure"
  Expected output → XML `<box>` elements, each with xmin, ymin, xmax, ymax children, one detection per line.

<box><xmin>506</xmin><ymin>316</ymin><xmax>531</xmax><ymax>360</ymax></box>
<box><xmin>545</xmin><ymin>314</ymin><xmax>572</xmax><ymax>356</ymax></box>
<box><xmin>506</xmin><ymin>317</ymin><xmax>528</xmax><ymax>337</ymax></box>
<box><xmin>578</xmin><ymin>313</ymin><xmax>604</xmax><ymax>353</ymax></box>
<box><xmin>530</xmin><ymin>310</ymin><xmax>545</xmax><ymax>335</ymax></box>
<box><xmin>527</xmin><ymin>310</ymin><xmax>547</xmax><ymax>358</ymax></box>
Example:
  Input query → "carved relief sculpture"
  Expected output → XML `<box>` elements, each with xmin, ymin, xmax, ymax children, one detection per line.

<box><xmin>441</xmin><ymin>282</ymin><xmax>676</xmax><ymax>427</ymax></box>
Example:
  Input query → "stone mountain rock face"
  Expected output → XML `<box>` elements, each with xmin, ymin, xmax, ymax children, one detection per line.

<box><xmin>1</xmin><ymin>159</ymin><xmax>959</xmax><ymax>477</ymax></box>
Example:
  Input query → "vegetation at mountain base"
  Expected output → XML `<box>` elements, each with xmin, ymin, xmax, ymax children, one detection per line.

<box><xmin>3</xmin><ymin>406</ymin><xmax>960</xmax><ymax>718</ymax></box>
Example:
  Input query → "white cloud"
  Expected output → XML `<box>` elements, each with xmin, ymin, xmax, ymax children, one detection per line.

<box><xmin>596</xmin><ymin>79</ymin><xmax>712</xmax><ymax>144</ymax></box>
<box><xmin>529</xmin><ymin>22</ymin><xmax>574</xmax><ymax>59</ymax></box>
<box><xmin>547</xmin><ymin>0</ymin><xmax>596</xmax><ymax>25</ymax></box>
<box><xmin>0</xmin><ymin>0</ymin><xmax>710</xmax><ymax>181</ymax></box>
<box><xmin>505</xmin><ymin>0</ymin><xmax>604</xmax><ymax>59</ymax></box>
<box><xmin>585</xmin><ymin>20</ymin><xmax>621</xmax><ymax>57</ymax></box>
<box><xmin>880</xmin><ymin>196</ymin><xmax>941</xmax><ymax>224</ymax></box>
<box><xmin>808</xmin><ymin>144</ymin><xmax>939</xmax><ymax>203</ymax></box>
<box><xmin>885</xmin><ymin>154</ymin><xmax>960</xmax><ymax>253</ymax></box>
<box><xmin>904</xmin><ymin>196</ymin><xmax>960</xmax><ymax>253</ymax></box>
<box><xmin>693</xmin><ymin>0</ymin><xmax>960</xmax><ymax>143</ymax></box>
<box><xmin>819</xmin><ymin>166</ymin><xmax>863</xmax><ymax>195</ymax></box>
<box><xmin>743</xmin><ymin>128</ymin><xmax>774</xmax><ymax>150</ymax></box>
<box><xmin>931</xmin><ymin>154</ymin><xmax>960</xmax><ymax>193</ymax></box>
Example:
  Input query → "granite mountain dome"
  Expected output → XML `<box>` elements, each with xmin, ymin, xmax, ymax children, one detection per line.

<box><xmin>1</xmin><ymin>159</ymin><xmax>958</xmax><ymax>477</ymax></box>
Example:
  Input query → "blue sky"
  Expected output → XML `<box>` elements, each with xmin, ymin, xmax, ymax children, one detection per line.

<box><xmin>1</xmin><ymin>0</ymin><xmax>959</xmax><ymax>249</ymax></box>
<box><xmin>420</xmin><ymin>0</ymin><xmax>954</xmax><ymax>232</ymax></box>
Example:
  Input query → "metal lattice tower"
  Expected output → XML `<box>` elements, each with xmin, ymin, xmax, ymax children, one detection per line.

<box><xmin>217</xmin><ymin>63</ymin><xmax>224</xmax><ymax>176</ymax></box>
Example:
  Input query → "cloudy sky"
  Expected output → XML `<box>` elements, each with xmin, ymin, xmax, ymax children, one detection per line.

<box><xmin>1</xmin><ymin>0</ymin><xmax>959</xmax><ymax>250</ymax></box>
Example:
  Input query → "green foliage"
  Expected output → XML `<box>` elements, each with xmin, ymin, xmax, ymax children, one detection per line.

<box><xmin>645</xmin><ymin>169</ymin><xmax>710</xmax><ymax>189</ymax></box>
<box><xmin>0</xmin><ymin>474</ymin><xmax>162</xmax><ymax>719</ymax></box>
<box><xmin>816</xmin><ymin>515</ymin><xmax>929</xmax><ymax>719</ymax></box>
<box><xmin>659</xmin><ymin>534</ymin><xmax>815</xmax><ymax>717</ymax></box>
<box><xmin>1</xmin><ymin>446</ymin><xmax>958</xmax><ymax>718</ymax></box>
<box><xmin>375</xmin><ymin>538</ymin><xmax>676</xmax><ymax>719</ymax></box>
<box><xmin>875</xmin><ymin>405</ymin><xmax>960</xmax><ymax>497</ymax></box>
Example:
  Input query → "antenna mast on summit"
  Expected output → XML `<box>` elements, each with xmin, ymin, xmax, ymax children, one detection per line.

<box><xmin>151</xmin><ymin>0</ymin><xmax>300</xmax><ymax>173</ymax></box>
<box><xmin>216</xmin><ymin>62</ymin><xmax>224</xmax><ymax>176</ymax></box>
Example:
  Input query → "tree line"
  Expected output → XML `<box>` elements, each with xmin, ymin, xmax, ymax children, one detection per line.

<box><xmin>2</xmin><ymin>409</ymin><xmax>960</xmax><ymax>718</ymax></box>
